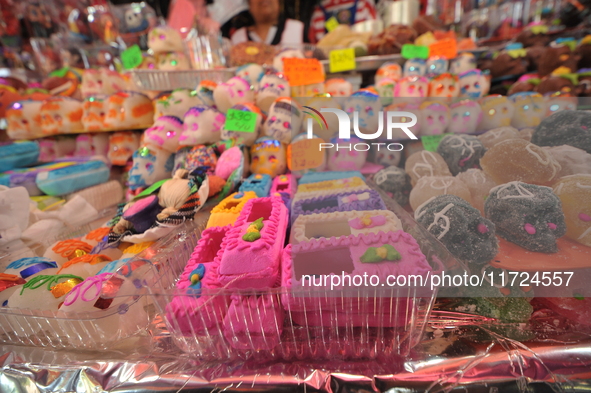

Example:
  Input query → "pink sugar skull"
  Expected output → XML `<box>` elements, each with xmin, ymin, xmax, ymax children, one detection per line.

<box><xmin>428</xmin><ymin>73</ymin><xmax>459</xmax><ymax>98</ymax></box>
<box><xmin>449</xmin><ymin>100</ymin><xmax>483</xmax><ymax>134</ymax></box>
<box><xmin>450</xmin><ymin>53</ymin><xmax>477</xmax><ymax>75</ymax></box>
<box><xmin>75</xmin><ymin>134</ymin><xmax>93</xmax><ymax>157</ymax></box>
<box><xmin>510</xmin><ymin>92</ymin><xmax>545</xmax><ymax>129</ymax></box>
<box><xmin>375</xmin><ymin>62</ymin><xmax>402</xmax><ymax>84</ymax></box>
<box><xmin>327</xmin><ymin>137</ymin><xmax>368</xmax><ymax>171</ymax></box>
<box><xmin>221</xmin><ymin>103</ymin><xmax>263</xmax><ymax>146</ymax></box>
<box><xmin>38</xmin><ymin>138</ymin><xmax>57</xmax><ymax>162</ymax></box>
<box><xmin>213</xmin><ymin>76</ymin><xmax>255</xmax><ymax>113</ymax></box>
<box><xmin>394</xmin><ymin>76</ymin><xmax>429</xmax><ymax>99</ymax></box>
<box><xmin>256</xmin><ymin>73</ymin><xmax>290</xmax><ymax>113</ymax></box>
<box><xmin>180</xmin><ymin>105</ymin><xmax>225</xmax><ymax>146</ymax></box>
<box><xmin>144</xmin><ymin>116</ymin><xmax>184</xmax><ymax>153</ymax></box>
<box><xmin>459</xmin><ymin>69</ymin><xmax>491</xmax><ymax>99</ymax></box>
<box><xmin>419</xmin><ymin>101</ymin><xmax>450</xmax><ymax>136</ymax></box>
<box><xmin>478</xmin><ymin>95</ymin><xmax>515</xmax><ymax>132</ymax></box>
<box><xmin>263</xmin><ymin>97</ymin><xmax>303</xmax><ymax>144</ymax></box>
<box><xmin>325</xmin><ymin>78</ymin><xmax>353</xmax><ymax>97</ymax></box>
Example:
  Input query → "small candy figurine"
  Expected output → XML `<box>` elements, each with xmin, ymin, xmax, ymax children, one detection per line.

<box><xmin>325</xmin><ymin>78</ymin><xmax>353</xmax><ymax>97</ymax></box>
<box><xmin>180</xmin><ymin>106</ymin><xmax>225</xmax><ymax>146</ymax></box>
<box><xmin>40</xmin><ymin>97</ymin><xmax>84</xmax><ymax>135</ymax></box>
<box><xmin>327</xmin><ymin>137</ymin><xmax>368</xmax><ymax>172</ymax></box>
<box><xmin>144</xmin><ymin>116</ymin><xmax>183</xmax><ymax>153</ymax></box>
<box><xmin>256</xmin><ymin>72</ymin><xmax>290</xmax><ymax>113</ymax></box>
<box><xmin>419</xmin><ymin>101</ymin><xmax>450</xmax><ymax>136</ymax></box>
<box><xmin>128</xmin><ymin>145</ymin><xmax>175</xmax><ymax>190</ymax></box>
<box><xmin>103</xmin><ymin>91</ymin><xmax>154</xmax><ymax>130</ymax></box>
<box><xmin>196</xmin><ymin>80</ymin><xmax>217</xmax><ymax>107</ymax></box>
<box><xmin>262</xmin><ymin>97</ymin><xmax>303</xmax><ymax>145</ymax></box>
<box><xmin>478</xmin><ymin>95</ymin><xmax>515</xmax><ymax>132</ymax></box>
<box><xmin>213</xmin><ymin>76</ymin><xmax>255</xmax><ymax>113</ymax></box>
<box><xmin>394</xmin><ymin>76</ymin><xmax>429</xmax><ymax>99</ymax></box>
<box><xmin>437</xmin><ymin>134</ymin><xmax>486</xmax><ymax>175</ymax></box>
<box><xmin>250</xmin><ymin>137</ymin><xmax>287</xmax><ymax>178</ymax></box>
<box><xmin>448</xmin><ymin>100</ymin><xmax>483</xmax><ymax>134</ymax></box>
<box><xmin>509</xmin><ymin>92</ymin><xmax>544</xmax><ymax>129</ymax></box>
<box><xmin>459</xmin><ymin>69</ymin><xmax>490</xmax><ymax>99</ymax></box>
<box><xmin>108</xmin><ymin>131</ymin><xmax>140</xmax><ymax>166</ymax></box>
<box><xmin>80</xmin><ymin>69</ymin><xmax>103</xmax><ymax>98</ymax></box>
<box><xmin>236</xmin><ymin>63</ymin><xmax>264</xmax><ymax>89</ymax></box>
<box><xmin>403</xmin><ymin>58</ymin><xmax>427</xmax><ymax>77</ymax></box>
<box><xmin>221</xmin><ymin>103</ymin><xmax>264</xmax><ymax>146</ymax></box>
<box><xmin>425</xmin><ymin>56</ymin><xmax>448</xmax><ymax>75</ymax></box>
<box><xmin>343</xmin><ymin>90</ymin><xmax>381</xmax><ymax>135</ymax></box>
<box><xmin>449</xmin><ymin>52</ymin><xmax>477</xmax><ymax>75</ymax></box>
<box><xmin>375</xmin><ymin>62</ymin><xmax>402</xmax><ymax>84</ymax></box>
<box><xmin>148</xmin><ymin>26</ymin><xmax>184</xmax><ymax>53</ymax></box>
<box><xmin>428</xmin><ymin>73</ymin><xmax>459</xmax><ymax>98</ymax></box>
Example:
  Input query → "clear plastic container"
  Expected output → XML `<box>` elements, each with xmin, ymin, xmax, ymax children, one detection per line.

<box><xmin>128</xmin><ymin>69</ymin><xmax>235</xmax><ymax>91</ymax></box>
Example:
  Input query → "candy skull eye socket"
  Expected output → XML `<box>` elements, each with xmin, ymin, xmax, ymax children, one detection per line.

<box><xmin>408</xmin><ymin>85</ymin><xmax>415</xmax><ymax>92</ymax></box>
<box><xmin>474</xmin><ymin>82</ymin><xmax>480</xmax><ymax>89</ymax></box>
<box><xmin>449</xmin><ymin>85</ymin><xmax>455</xmax><ymax>91</ymax></box>
<box><xmin>237</xmin><ymin>90</ymin><xmax>244</xmax><ymax>97</ymax></box>
<box><xmin>452</xmin><ymin>113</ymin><xmax>458</xmax><ymax>119</ymax></box>
<box><xmin>346</xmin><ymin>107</ymin><xmax>354</xmax><ymax>113</ymax></box>
<box><xmin>251</xmin><ymin>156</ymin><xmax>259</xmax><ymax>163</ymax></box>
<box><xmin>278</xmin><ymin>84</ymin><xmax>285</xmax><ymax>89</ymax></box>
<box><xmin>145</xmin><ymin>163</ymin><xmax>153</xmax><ymax>170</ymax></box>
<box><xmin>439</xmin><ymin>115</ymin><xmax>445</xmax><ymax>122</ymax></box>
<box><xmin>269</xmin><ymin>155</ymin><xmax>277</xmax><ymax>162</ymax></box>
<box><xmin>270</xmin><ymin>116</ymin><xmax>276</xmax><ymax>123</ymax></box>
<box><xmin>283</xmin><ymin>121</ymin><xmax>290</xmax><ymax>129</ymax></box>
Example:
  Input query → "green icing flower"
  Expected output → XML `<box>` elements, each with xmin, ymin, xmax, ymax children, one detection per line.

<box><xmin>360</xmin><ymin>244</ymin><xmax>401</xmax><ymax>263</ymax></box>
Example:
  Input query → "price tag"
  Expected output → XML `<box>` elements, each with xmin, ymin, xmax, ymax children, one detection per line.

<box><xmin>428</xmin><ymin>39</ymin><xmax>458</xmax><ymax>60</ymax></box>
<box><xmin>121</xmin><ymin>45</ymin><xmax>143</xmax><ymax>70</ymax></box>
<box><xmin>325</xmin><ymin>16</ymin><xmax>339</xmax><ymax>32</ymax></box>
<box><xmin>50</xmin><ymin>67</ymin><xmax>69</xmax><ymax>77</ymax></box>
<box><xmin>283</xmin><ymin>58</ymin><xmax>325</xmax><ymax>86</ymax></box>
<box><xmin>401</xmin><ymin>44</ymin><xmax>429</xmax><ymax>60</ymax></box>
<box><xmin>329</xmin><ymin>48</ymin><xmax>356</xmax><ymax>73</ymax></box>
<box><xmin>287</xmin><ymin>137</ymin><xmax>325</xmax><ymax>171</ymax></box>
<box><xmin>421</xmin><ymin>133</ymin><xmax>451</xmax><ymax>152</ymax></box>
<box><xmin>225</xmin><ymin>108</ymin><xmax>257</xmax><ymax>133</ymax></box>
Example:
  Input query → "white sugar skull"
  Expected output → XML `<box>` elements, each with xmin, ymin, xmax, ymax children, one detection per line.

<box><xmin>449</xmin><ymin>100</ymin><xmax>483</xmax><ymax>134</ymax></box>
<box><xmin>450</xmin><ymin>53</ymin><xmax>477</xmax><ymax>75</ymax></box>
<box><xmin>154</xmin><ymin>88</ymin><xmax>202</xmax><ymax>120</ymax></box>
<box><xmin>544</xmin><ymin>94</ymin><xmax>577</xmax><ymax>116</ymax></box>
<box><xmin>82</xmin><ymin>96</ymin><xmax>107</xmax><ymax>131</ymax></box>
<box><xmin>196</xmin><ymin>80</ymin><xmax>217</xmax><ymax>107</ymax></box>
<box><xmin>375</xmin><ymin>62</ymin><xmax>402</xmax><ymax>84</ymax></box>
<box><xmin>375</xmin><ymin>149</ymin><xmax>402</xmax><ymax>167</ymax></box>
<box><xmin>148</xmin><ymin>26</ymin><xmax>184</xmax><ymax>53</ymax></box>
<box><xmin>342</xmin><ymin>90</ymin><xmax>381</xmax><ymax>136</ymax></box>
<box><xmin>426</xmin><ymin>57</ymin><xmax>448</xmax><ymax>75</ymax></box>
<box><xmin>510</xmin><ymin>92</ymin><xmax>545</xmax><ymax>129</ymax></box>
<box><xmin>81</xmin><ymin>69</ymin><xmax>103</xmax><ymax>98</ymax></box>
<box><xmin>263</xmin><ymin>97</ymin><xmax>303</xmax><ymax>144</ymax></box>
<box><xmin>419</xmin><ymin>101</ymin><xmax>450</xmax><ymax>136</ymax></box>
<box><xmin>327</xmin><ymin>137</ymin><xmax>368</xmax><ymax>171</ymax></box>
<box><xmin>250</xmin><ymin>137</ymin><xmax>287</xmax><ymax>178</ymax></box>
<box><xmin>478</xmin><ymin>95</ymin><xmax>515</xmax><ymax>132</ymax></box>
<box><xmin>221</xmin><ymin>103</ymin><xmax>263</xmax><ymax>146</ymax></box>
<box><xmin>302</xmin><ymin>96</ymin><xmax>341</xmax><ymax>142</ymax></box>
<box><xmin>272</xmin><ymin>48</ymin><xmax>305</xmax><ymax>73</ymax></box>
<box><xmin>256</xmin><ymin>73</ymin><xmax>290</xmax><ymax>113</ymax></box>
<box><xmin>428</xmin><ymin>73</ymin><xmax>459</xmax><ymax>98</ymax></box>
<box><xmin>128</xmin><ymin>145</ymin><xmax>175</xmax><ymax>190</ymax></box>
<box><xmin>40</xmin><ymin>97</ymin><xmax>84</xmax><ymax>135</ymax></box>
<box><xmin>6</xmin><ymin>101</ymin><xmax>43</xmax><ymax>140</ymax></box>
<box><xmin>459</xmin><ymin>69</ymin><xmax>490</xmax><ymax>99</ymax></box>
<box><xmin>103</xmin><ymin>91</ymin><xmax>154</xmax><ymax>130</ymax></box>
<box><xmin>325</xmin><ymin>78</ymin><xmax>353</xmax><ymax>97</ymax></box>
<box><xmin>180</xmin><ymin>106</ymin><xmax>225</xmax><ymax>146</ymax></box>
<box><xmin>394</xmin><ymin>76</ymin><xmax>429</xmax><ymax>101</ymax></box>
<box><xmin>100</xmin><ymin>68</ymin><xmax>131</xmax><ymax>94</ymax></box>
<box><xmin>403</xmin><ymin>58</ymin><xmax>427</xmax><ymax>77</ymax></box>
<box><xmin>108</xmin><ymin>131</ymin><xmax>140</xmax><ymax>166</ymax></box>
<box><xmin>213</xmin><ymin>76</ymin><xmax>255</xmax><ymax>113</ymax></box>
<box><xmin>376</xmin><ymin>78</ymin><xmax>395</xmax><ymax>106</ymax></box>
<box><xmin>384</xmin><ymin>103</ymin><xmax>421</xmax><ymax>139</ymax></box>
<box><xmin>144</xmin><ymin>116</ymin><xmax>184</xmax><ymax>153</ymax></box>
<box><xmin>157</xmin><ymin>52</ymin><xmax>190</xmax><ymax>71</ymax></box>
<box><xmin>236</xmin><ymin>63</ymin><xmax>264</xmax><ymax>89</ymax></box>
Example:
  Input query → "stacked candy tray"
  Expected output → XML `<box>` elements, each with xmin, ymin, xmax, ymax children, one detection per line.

<box><xmin>148</xmin><ymin>177</ymin><xmax>465</xmax><ymax>361</ymax></box>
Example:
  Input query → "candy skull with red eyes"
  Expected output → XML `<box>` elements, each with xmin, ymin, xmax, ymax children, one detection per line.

<box><xmin>82</xmin><ymin>96</ymin><xmax>107</xmax><ymax>131</ymax></box>
<box><xmin>263</xmin><ymin>97</ymin><xmax>303</xmax><ymax>144</ymax></box>
<box><xmin>148</xmin><ymin>26</ymin><xmax>184</xmax><ymax>53</ymax></box>
<box><xmin>419</xmin><ymin>101</ymin><xmax>450</xmax><ymax>136</ymax></box>
<box><xmin>375</xmin><ymin>150</ymin><xmax>402</xmax><ymax>167</ymax></box>
<box><xmin>256</xmin><ymin>72</ymin><xmax>290</xmax><ymax>113</ymax></box>
<box><xmin>394</xmin><ymin>76</ymin><xmax>429</xmax><ymax>101</ymax></box>
<box><xmin>80</xmin><ymin>69</ymin><xmax>103</xmax><ymax>98</ymax></box>
<box><xmin>221</xmin><ymin>103</ymin><xmax>263</xmax><ymax>146</ymax></box>
<box><xmin>327</xmin><ymin>137</ymin><xmax>368</xmax><ymax>171</ymax></box>
<box><xmin>449</xmin><ymin>52</ymin><xmax>477</xmax><ymax>75</ymax></box>
<box><xmin>250</xmin><ymin>137</ymin><xmax>287</xmax><ymax>178</ymax></box>
<box><xmin>325</xmin><ymin>78</ymin><xmax>353</xmax><ymax>97</ymax></box>
<box><xmin>213</xmin><ymin>76</ymin><xmax>255</xmax><ymax>113</ymax></box>
<box><xmin>375</xmin><ymin>62</ymin><xmax>402</xmax><ymax>84</ymax></box>
<box><xmin>510</xmin><ymin>92</ymin><xmax>545</xmax><ymax>129</ymax></box>
<box><xmin>426</xmin><ymin>56</ymin><xmax>448</xmax><ymax>76</ymax></box>
<box><xmin>343</xmin><ymin>90</ymin><xmax>381</xmax><ymax>137</ymax></box>
<box><xmin>448</xmin><ymin>100</ymin><xmax>483</xmax><ymax>134</ymax></box>
<box><xmin>403</xmin><ymin>58</ymin><xmax>427</xmax><ymax>77</ymax></box>
<box><xmin>459</xmin><ymin>69</ymin><xmax>490</xmax><ymax>99</ymax></box>
<box><xmin>180</xmin><ymin>105</ymin><xmax>225</xmax><ymax>146</ymax></box>
<box><xmin>428</xmin><ymin>73</ymin><xmax>459</xmax><ymax>98</ymax></box>
<box><xmin>478</xmin><ymin>95</ymin><xmax>515</xmax><ymax>132</ymax></box>
<box><xmin>144</xmin><ymin>116</ymin><xmax>184</xmax><ymax>153</ymax></box>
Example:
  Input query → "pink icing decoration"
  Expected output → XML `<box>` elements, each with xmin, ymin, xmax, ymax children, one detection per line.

<box><xmin>349</xmin><ymin>215</ymin><xmax>387</xmax><ymax>230</ymax></box>
<box><xmin>579</xmin><ymin>213</ymin><xmax>591</xmax><ymax>222</ymax></box>
<box><xmin>477</xmin><ymin>223</ymin><xmax>489</xmax><ymax>234</ymax></box>
<box><xmin>124</xmin><ymin>195</ymin><xmax>158</xmax><ymax>217</ymax></box>
<box><xmin>524</xmin><ymin>223</ymin><xmax>536</xmax><ymax>235</ymax></box>
<box><xmin>547</xmin><ymin>222</ymin><xmax>557</xmax><ymax>230</ymax></box>
<box><xmin>62</xmin><ymin>273</ymin><xmax>114</xmax><ymax>306</ymax></box>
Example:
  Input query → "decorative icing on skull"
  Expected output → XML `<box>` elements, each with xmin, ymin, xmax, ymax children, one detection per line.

<box><xmin>148</xmin><ymin>26</ymin><xmax>184</xmax><ymax>53</ymax></box>
<box><xmin>196</xmin><ymin>80</ymin><xmax>217</xmax><ymax>107</ymax></box>
<box><xmin>144</xmin><ymin>115</ymin><xmax>183</xmax><ymax>153</ymax></box>
<box><xmin>449</xmin><ymin>100</ymin><xmax>483</xmax><ymax>134</ymax></box>
<box><xmin>394</xmin><ymin>76</ymin><xmax>429</xmax><ymax>100</ymax></box>
<box><xmin>403</xmin><ymin>58</ymin><xmax>427</xmax><ymax>77</ymax></box>
<box><xmin>236</xmin><ymin>63</ymin><xmax>264</xmax><ymax>89</ymax></box>
<box><xmin>108</xmin><ymin>131</ymin><xmax>140</xmax><ymax>166</ymax></box>
<box><xmin>40</xmin><ymin>97</ymin><xmax>83</xmax><ymax>135</ymax></box>
<box><xmin>256</xmin><ymin>72</ymin><xmax>290</xmax><ymax>113</ymax></box>
<box><xmin>478</xmin><ymin>95</ymin><xmax>515</xmax><ymax>132</ymax></box>
<box><xmin>82</xmin><ymin>96</ymin><xmax>107</xmax><ymax>131</ymax></box>
<box><xmin>419</xmin><ymin>101</ymin><xmax>450</xmax><ymax>136</ymax></box>
<box><xmin>449</xmin><ymin>53</ymin><xmax>477</xmax><ymax>75</ymax></box>
<box><xmin>80</xmin><ymin>69</ymin><xmax>103</xmax><ymax>98</ymax></box>
<box><xmin>375</xmin><ymin>62</ymin><xmax>402</xmax><ymax>84</ymax></box>
<box><xmin>250</xmin><ymin>137</ymin><xmax>287</xmax><ymax>178</ymax></box>
<box><xmin>100</xmin><ymin>68</ymin><xmax>130</xmax><ymax>94</ymax></box>
<box><xmin>544</xmin><ymin>94</ymin><xmax>577</xmax><ymax>117</ymax></box>
<box><xmin>213</xmin><ymin>76</ymin><xmax>255</xmax><ymax>113</ymax></box>
<box><xmin>103</xmin><ymin>91</ymin><xmax>154</xmax><ymax>130</ymax></box>
<box><xmin>327</xmin><ymin>137</ymin><xmax>368</xmax><ymax>171</ymax></box>
<box><xmin>426</xmin><ymin>56</ymin><xmax>448</xmax><ymax>76</ymax></box>
<box><xmin>128</xmin><ymin>145</ymin><xmax>175</xmax><ymax>190</ymax></box>
<box><xmin>157</xmin><ymin>52</ymin><xmax>190</xmax><ymax>71</ymax></box>
<box><xmin>325</xmin><ymin>78</ymin><xmax>353</xmax><ymax>97</ymax></box>
<box><xmin>428</xmin><ymin>73</ymin><xmax>459</xmax><ymax>98</ymax></box>
<box><xmin>221</xmin><ymin>103</ymin><xmax>263</xmax><ymax>146</ymax></box>
<box><xmin>263</xmin><ymin>97</ymin><xmax>303</xmax><ymax>144</ymax></box>
<box><xmin>376</xmin><ymin>78</ymin><xmax>395</xmax><ymax>106</ymax></box>
<box><xmin>510</xmin><ymin>92</ymin><xmax>545</xmax><ymax>129</ymax></box>
<box><xmin>459</xmin><ymin>69</ymin><xmax>490</xmax><ymax>99</ymax></box>
<box><xmin>154</xmin><ymin>88</ymin><xmax>202</xmax><ymax>120</ymax></box>
<box><xmin>180</xmin><ymin>105</ymin><xmax>225</xmax><ymax>146</ymax></box>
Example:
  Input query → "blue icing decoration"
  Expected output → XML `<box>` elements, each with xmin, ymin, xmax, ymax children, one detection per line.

<box><xmin>6</xmin><ymin>257</ymin><xmax>57</xmax><ymax>270</ymax></box>
<box><xmin>45</xmin><ymin>161</ymin><xmax>106</xmax><ymax>180</ymax></box>
<box><xmin>97</xmin><ymin>258</ymin><xmax>132</xmax><ymax>275</ymax></box>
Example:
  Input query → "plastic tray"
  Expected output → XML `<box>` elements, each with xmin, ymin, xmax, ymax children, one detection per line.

<box><xmin>129</xmin><ymin>69</ymin><xmax>235</xmax><ymax>91</ymax></box>
<box><xmin>150</xmin><ymin>181</ymin><xmax>465</xmax><ymax>361</ymax></box>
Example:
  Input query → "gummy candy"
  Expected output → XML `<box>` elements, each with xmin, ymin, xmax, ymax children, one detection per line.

<box><xmin>456</xmin><ymin>169</ymin><xmax>497</xmax><ymax>214</ymax></box>
<box><xmin>437</xmin><ymin>134</ymin><xmax>486</xmax><ymax>175</ymax></box>
<box><xmin>404</xmin><ymin>150</ymin><xmax>452</xmax><ymax>186</ymax></box>
<box><xmin>531</xmin><ymin>110</ymin><xmax>591</xmax><ymax>154</ymax></box>
<box><xmin>477</xmin><ymin>126</ymin><xmax>520</xmax><ymax>149</ymax></box>
<box><xmin>409</xmin><ymin>175</ymin><xmax>472</xmax><ymax>211</ymax></box>
<box><xmin>552</xmin><ymin>174</ymin><xmax>591</xmax><ymax>247</ymax></box>
<box><xmin>373</xmin><ymin>166</ymin><xmax>412</xmax><ymax>206</ymax></box>
<box><xmin>543</xmin><ymin>145</ymin><xmax>591</xmax><ymax>178</ymax></box>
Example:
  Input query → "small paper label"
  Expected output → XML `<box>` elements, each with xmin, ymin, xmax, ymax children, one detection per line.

<box><xmin>121</xmin><ymin>45</ymin><xmax>143</xmax><ymax>70</ymax></box>
<box><xmin>422</xmin><ymin>133</ymin><xmax>452</xmax><ymax>152</ymax></box>
<box><xmin>50</xmin><ymin>67</ymin><xmax>69</xmax><ymax>77</ymax></box>
<box><xmin>401</xmin><ymin>44</ymin><xmax>429</xmax><ymax>60</ymax></box>
<box><xmin>428</xmin><ymin>39</ymin><xmax>458</xmax><ymax>60</ymax></box>
<box><xmin>287</xmin><ymin>137</ymin><xmax>325</xmax><ymax>171</ymax></box>
<box><xmin>225</xmin><ymin>108</ymin><xmax>257</xmax><ymax>133</ymax></box>
<box><xmin>283</xmin><ymin>58</ymin><xmax>325</xmax><ymax>87</ymax></box>
<box><xmin>325</xmin><ymin>16</ymin><xmax>339</xmax><ymax>32</ymax></box>
<box><xmin>329</xmin><ymin>48</ymin><xmax>356</xmax><ymax>73</ymax></box>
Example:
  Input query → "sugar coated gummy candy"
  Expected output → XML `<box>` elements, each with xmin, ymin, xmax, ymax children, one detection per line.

<box><xmin>456</xmin><ymin>168</ymin><xmax>497</xmax><ymax>214</ymax></box>
<box><xmin>373</xmin><ymin>166</ymin><xmax>412</xmax><ymax>206</ymax></box>
<box><xmin>436</xmin><ymin>134</ymin><xmax>486</xmax><ymax>175</ymax></box>
<box><xmin>485</xmin><ymin>181</ymin><xmax>566</xmax><ymax>253</ymax></box>
<box><xmin>543</xmin><ymin>145</ymin><xmax>591</xmax><ymax>178</ymax></box>
<box><xmin>552</xmin><ymin>174</ymin><xmax>591</xmax><ymax>247</ymax></box>
<box><xmin>480</xmin><ymin>139</ymin><xmax>561</xmax><ymax>186</ymax></box>
<box><xmin>409</xmin><ymin>175</ymin><xmax>472</xmax><ymax>211</ymax></box>
<box><xmin>404</xmin><ymin>150</ymin><xmax>452</xmax><ymax>186</ymax></box>
<box><xmin>531</xmin><ymin>110</ymin><xmax>591</xmax><ymax>154</ymax></box>
<box><xmin>477</xmin><ymin>126</ymin><xmax>520</xmax><ymax>149</ymax></box>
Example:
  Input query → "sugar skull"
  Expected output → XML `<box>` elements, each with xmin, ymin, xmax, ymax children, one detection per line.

<box><xmin>384</xmin><ymin>102</ymin><xmax>421</xmax><ymax>139</ymax></box>
<box><xmin>100</xmin><ymin>68</ymin><xmax>131</xmax><ymax>94</ymax></box>
<box><xmin>449</xmin><ymin>100</ymin><xmax>483</xmax><ymax>134</ymax></box>
<box><xmin>459</xmin><ymin>69</ymin><xmax>490</xmax><ymax>99</ymax></box>
<box><xmin>289</xmin><ymin>133</ymin><xmax>328</xmax><ymax>178</ymax></box>
<box><xmin>419</xmin><ymin>101</ymin><xmax>450</xmax><ymax>136</ymax></box>
<box><xmin>128</xmin><ymin>145</ymin><xmax>175</xmax><ymax>190</ymax></box>
<box><xmin>510</xmin><ymin>92</ymin><xmax>545</xmax><ymax>129</ymax></box>
<box><xmin>416</xmin><ymin>194</ymin><xmax>498</xmax><ymax>265</ymax></box>
<box><xmin>373</xmin><ymin>166</ymin><xmax>412</xmax><ymax>206</ymax></box>
<box><xmin>376</xmin><ymin>78</ymin><xmax>395</xmax><ymax>106</ymax></box>
<box><xmin>394</xmin><ymin>76</ymin><xmax>429</xmax><ymax>100</ymax></box>
<box><xmin>325</xmin><ymin>78</ymin><xmax>353</xmax><ymax>97</ymax></box>
<box><xmin>221</xmin><ymin>103</ymin><xmax>263</xmax><ymax>146</ymax></box>
<box><xmin>148</xmin><ymin>26</ymin><xmax>184</xmax><ymax>53</ymax></box>
<box><xmin>263</xmin><ymin>97</ymin><xmax>303</xmax><ymax>144</ymax></box>
<box><xmin>196</xmin><ymin>80</ymin><xmax>217</xmax><ymax>107</ymax></box>
<box><xmin>213</xmin><ymin>76</ymin><xmax>255</xmax><ymax>113</ymax></box>
<box><xmin>180</xmin><ymin>105</ymin><xmax>225</xmax><ymax>146</ymax></box>
<box><xmin>108</xmin><ymin>131</ymin><xmax>141</xmax><ymax>166</ymax></box>
<box><xmin>428</xmin><ymin>73</ymin><xmax>459</xmax><ymax>98</ymax></box>
<box><xmin>343</xmin><ymin>90</ymin><xmax>381</xmax><ymax>136</ymax></box>
<box><xmin>426</xmin><ymin>56</ymin><xmax>448</xmax><ymax>76</ymax></box>
<box><xmin>6</xmin><ymin>100</ymin><xmax>43</xmax><ymax>140</ymax></box>
<box><xmin>256</xmin><ymin>72</ymin><xmax>290</xmax><ymax>113</ymax></box>
<box><xmin>157</xmin><ymin>52</ymin><xmax>191</xmax><ymax>71</ymax></box>
<box><xmin>40</xmin><ymin>97</ymin><xmax>84</xmax><ymax>135</ymax></box>
<box><xmin>74</xmin><ymin>134</ymin><xmax>93</xmax><ymax>157</ymax></box>
<box><xmin>301</xmin><ymin>96</ymin><xmax>341</xmax><ymax>142</ymax></box>
<box><xmin>82</xmin><ymin>96</ymin><xmax>107</xmax><ymax>131</ymax></box>
<box><xmin>544</xmin><ymin>93</ymin><xmax>577</xmax><ymax>117</ymax></box>
<box><xmin>478</xmin><ymin>95</ymin><xmax>515</xmax><ymax>132</ymax></box>
<box><xmin>449</xmin><ymin>53</ymin><xmax>477</xmax><ymax>75</ymax></box>
<box><xmin>144</xmin><ymin>116</ymin><xmax>184</xmax><ymax>153</ymax></box>
<box><xmin>272</xmin><ymin>48</ymin><xmax>305</xmax><ymax>73</ymax></box>
<box><xmin>375</xmin><ymin>62</ymin><xmax>402</xmax><ymax>84</ymax></box>
<box><xmin>103</xmin><ymin>91</ymin><xmax>154</xmax><ymax>130</ymax></box>
<box><xmin>250</xmin><ymin>137</ymin><xmax>287</xmax><ymax>178</ymax></box>
<box><xmin>154</xmin><ymin>88</ymin><xmax>202</xmax><ymax>120</ymax></box>
<box><xmin>327</xmin><ymin>137</ymin><xmax>368</xmax><ymax>171</ymax></box>
<box><xmin>374</xmin><ymin>149</ymin><xmax>402</xmax><ymax>168</ymax></box>
<box><xmin>403</xmin><ymin>58</ymin><xmax>427</xmax><ymax>77</ymax></box>
<box><xmin>236</xmin><ymin>63</ymin><xmax>264</xmax><ymax>89</ymax></box>
<box><xmin>80</xmin><ymin>69</ymin><xmax>103</xmax><ymax>98</ymax></box>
